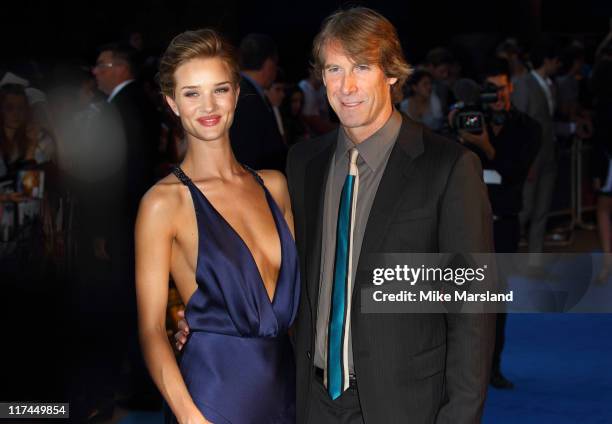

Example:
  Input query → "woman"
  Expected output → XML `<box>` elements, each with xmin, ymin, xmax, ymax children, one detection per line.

<box><xmin>280</xmin><ymin>85</ymin><xmax>309</xmax><ymax>146</ymax></box>
<box><xmin>135</xmin><ymin>29</ymin><xmax>299</xmax><ymax>424</ymax></box>
<box><xmin>0</xmin><ymin>84</ymin><xmax>54</xmax><ymax>178</ymax></box>
<box><xmin>399</xmin><ymin>68</ymin><xmax>444</xmax><ymax>131</ymax></box>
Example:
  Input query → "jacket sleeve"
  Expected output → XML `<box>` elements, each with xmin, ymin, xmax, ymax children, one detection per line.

<box><xmin>435</xmin><ymin>150</ymin><xmax>496</xmax><ymax>424</ymax></box>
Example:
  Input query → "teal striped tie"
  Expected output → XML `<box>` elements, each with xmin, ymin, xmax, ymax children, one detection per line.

<box><xmin>326</xmin><ymin>148</ymin><xmax>359</xmax><ymax>400</ymax></box>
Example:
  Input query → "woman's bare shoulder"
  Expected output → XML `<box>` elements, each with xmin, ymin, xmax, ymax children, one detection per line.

<box><xmin>257</xmin><ymin>169</ymin><xmax>288</xmax><ymax>192</ymax></box>
<box><xmin>256</xmin><ymin>169</ymin><xmax>290</xmax><ymax>210</ymax></box>
<box><xmin>138</xmin><ymin>173</ymin><xmax>188</xmax><ymax>221</ymax></box>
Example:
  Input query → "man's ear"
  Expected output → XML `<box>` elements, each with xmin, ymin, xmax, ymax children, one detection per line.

<box><xmin>165</xmin><ymin>95</ymin><xmax>179</xmax><ymax>116</ymax></box>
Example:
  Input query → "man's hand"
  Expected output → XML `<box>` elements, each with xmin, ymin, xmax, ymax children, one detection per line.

<box><xmin>174</xmin><ymin>309</ymin><xmax>190</xmax><ymax>351</ymax></box>
<box><xmin>458</xmin><ymin>130</ymin><xmax>496</xmax><ymax>160</ymax></box>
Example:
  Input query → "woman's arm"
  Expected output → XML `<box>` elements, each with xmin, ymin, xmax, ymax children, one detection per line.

<box><xmin>135</xmin><ymin>187</ymin><xmax>209</xmax><ymax>424</ymax></box>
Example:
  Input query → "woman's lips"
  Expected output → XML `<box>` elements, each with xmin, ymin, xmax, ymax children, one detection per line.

<box><xmin>197</xmin><ymin>115</ymin><xmax>221</xmax><ymax>126</ymax></box>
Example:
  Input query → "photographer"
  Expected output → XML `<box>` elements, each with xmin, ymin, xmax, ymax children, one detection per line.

<box><xmin>450</xmin><ymin>58</ymin><xmax>541</xmax><ymax>389</ymax></box>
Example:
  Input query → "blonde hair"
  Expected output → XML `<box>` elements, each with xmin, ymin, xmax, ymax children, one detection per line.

<box><xmin>159</xmin><ymin>28</ymin><xmax>240</xmax><ymax>98</ymax></box>
<box><xmin>312</xmin><ymin>7</ymin><xmax>412</xmax><ymax>103</ymax></box>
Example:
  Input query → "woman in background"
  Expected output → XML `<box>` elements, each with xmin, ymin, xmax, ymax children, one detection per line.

<box><xmin>0</xmin><ymin>83</ymin><xmax>54</xmax><ymax>177</ymax></box>
<box><xmin>399</xmin><ymin>68</ymin><xmax>444</xmax><ymax>131</ymax></box>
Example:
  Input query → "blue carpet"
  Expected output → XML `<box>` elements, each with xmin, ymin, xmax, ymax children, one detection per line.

<box><xmin>118</xmin><ymin>411</ymin><xmax>163</xmax><ymax>424</ymax></box>
<box><xmin>118</xmin><ymin>314</ymin><xmax>612</xmax><ymax>423</ymax></box>
<box><xmin>483</xmin><ymin>314</ymin><xmax>612</xmax><ymax>423</ymax></box>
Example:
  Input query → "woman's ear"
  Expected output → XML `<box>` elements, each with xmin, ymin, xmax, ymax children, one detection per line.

<box><xmin>165</xmin><ymin>95</ymin><xmax>180</xmax><ymax>117</ymax></box>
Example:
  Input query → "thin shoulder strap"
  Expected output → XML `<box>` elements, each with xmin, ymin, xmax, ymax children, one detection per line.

<box><xmin>242</xmin><ymin>164</ymin><xmax>264</xmax><ymax>186</ymax></box>
<box><xmin>172</xmin><ymin>165</ymin><xmax>192</xmax><ymax>186</ymax></box>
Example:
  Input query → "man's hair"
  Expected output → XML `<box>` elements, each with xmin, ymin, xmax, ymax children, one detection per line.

<box><xmin>529</xmin><ymin>39</ymin><xmax>560</xmax><ymax>69</ymax></box>
<box><xmin>495</xmin><ymin>38</ymin><xmax>522</xmax><ymax>57</ymax></box>
<box><xmin>311</xmin><ymin>6</ymin><xmax>412</xmax><ymax>103</ymax></box>
<box><xmin>560</xmin><ymin>40</ymin><xmax>585</xmax><ymax>72</ymax></box>
<box><xmin>158</xmin><ymin>28</ymin><xmax>240</xmax><ymax>98</ymax></box>
<box><xmin>239</xmin><ymin>33</ymin><xmax>278</xmax><ymax>71</ymax></box>
<box><xmin>481</xmin><ymin>57</ymin><xmax>511</xmax><ymax>82</ymax></box>
<box><xmin>98</xmin><ymin>42</ymin><xmax>140</xmax><ymax>77</ymax></box>
<box><xmin>425</xmin><ymin>47</ymin><xmax>453</xmax><ymax>67</ymax></box>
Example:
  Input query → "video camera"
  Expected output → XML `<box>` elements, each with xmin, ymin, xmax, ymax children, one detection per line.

<box><xmin>449</xmin><ymin>79</ymin><xmax>500</xmax><ymax>134</ymax></box>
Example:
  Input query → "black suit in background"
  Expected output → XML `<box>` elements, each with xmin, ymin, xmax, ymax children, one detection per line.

<box><xmin>108</xmin><ymin>81</ymin><xmax>161</xmax><ymax>404</ymax></box>
<box><xmin>230</xmin><ymin>77</ymin><xmax>287</xmax><ymax>172</ymax></box>
<box><xmin>287</xmin><ymin>116</ymin><xmax>496</xmax><ymax>424</ymax></box>
<box><xmin>110</xmin><ymin>81</ymin><xmax>160</xmax><ymax>212</ymax></box>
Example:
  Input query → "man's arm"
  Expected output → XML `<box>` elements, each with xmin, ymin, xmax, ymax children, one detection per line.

<box><xmin>511</xmin><ymin>77</ymin><xmax>530</xmax><ymax>115</ymax></box>
<box><xmin>436</xmin><ymin>150</ymin><xmax>496</xmax><ymax>424</ymax></box>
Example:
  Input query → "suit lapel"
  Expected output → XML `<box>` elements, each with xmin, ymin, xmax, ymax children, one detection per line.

<box><xmin>304</xmin><ymin>135</ymin><xmax>336</xmax><ymax>317</ymax></box>
<box><xmin>359</xmin><ymin>116</ymin><xmax>425</xmax><ymax>261</ymax></box>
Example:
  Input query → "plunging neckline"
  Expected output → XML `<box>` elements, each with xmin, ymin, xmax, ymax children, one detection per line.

<box><xmin>177</xmin><ymin>165</ymin><xmax>283</xmax><ymax>305</ymax></box>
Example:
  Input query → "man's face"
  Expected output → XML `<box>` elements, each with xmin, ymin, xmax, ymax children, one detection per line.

<box><xmin>321</xmin><ymin>41</ymin><xmax>397</xmax><ymax>140</ymax></box>
<box><xmin>92</xmin><ymin>51</ymin><xmax>129</xmax><ymax>95</ymax></box>
<box><xmin>265</xmin><ymin>82</ymin><xmax>285</xmax><ymax>107</ymax></box>
<box><xmin>543</xmin><ymin>57</ymin><xmax>561</xmax><ymax>77</ymax></box>
<box><xmin>486</xmin><ymin>75</ymin><xmax>512</xmax><ymax>112</ymax></box>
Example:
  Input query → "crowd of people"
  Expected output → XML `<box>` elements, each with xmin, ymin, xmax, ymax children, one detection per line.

<box><xmin>2</xmin><ymin>13</ymin><xmax>612</xmax><ymax>422</ymax></box>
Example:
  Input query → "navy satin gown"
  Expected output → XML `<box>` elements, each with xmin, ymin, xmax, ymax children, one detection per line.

<box><xmin>169</xmin><ymin>166</ymin><xmax>300</xmax><ymax>423</ymax></box>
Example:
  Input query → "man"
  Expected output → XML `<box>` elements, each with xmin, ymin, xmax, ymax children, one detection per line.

<box><xmin>511</xmin><ymin>40</ymin><xmax>562</xmax><ymax>259</ymax></box>
<box><xmin>231</xmin><ymin>33</ymin><xmax>287</xmax><ymax>171</ymax></box>
<box><xmin>178</xmin><ymin>7</ymin><xmax>494</xmax><ymax>423</ymax></box>
<box><xmin>458</xmin><ymin>58</ymin><xmax>541</xmax><ymax>390</ymax></box>
<box><xmin>495</xmin><ymin>38</ymin><xmax>528</xmax><ymax>83</ymax></box>
<box><xmin>424</xmin><ymin>47</ymin><xmax>454</xmax><ymax>114</ymax></box>
<box><xmin>92</xmin><ymin>43</ymin><xmax>161</xmax><ymax>411</ymax></box>
<box><xmin>92</xmin><ymin>43</ymin><xmax>160</xmax><ymax>224</ymax></box>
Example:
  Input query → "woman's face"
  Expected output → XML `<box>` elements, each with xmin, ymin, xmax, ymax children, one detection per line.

<box><xmin>290</xmin><ymin>91</ymin><xmax>303</xmax><ymax>116</ymax></box>
<box><xmin>2</xmin><ymin>94</ymin><xmax>28</xmax><ymax>130</ymax></box>
<box><xmin>165</xmin><ymin>56</ymin><xmax>239</xmax><ymax>143</ymax></box>
<box><xmin>413</xmin><ymin>76</ymin><xmax>432</xmax><ymax>99</ymax></box>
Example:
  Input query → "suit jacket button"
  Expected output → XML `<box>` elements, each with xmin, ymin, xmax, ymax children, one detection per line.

<box><xmin>306</xmin><ymin>351</ymin><xmax>312</xmax><ymax>359</ymax></box>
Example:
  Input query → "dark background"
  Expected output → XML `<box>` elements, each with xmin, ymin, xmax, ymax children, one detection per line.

<box><xmin>2</xmin><ymin>0</ymin><xmax>611</xmax><ymax>84</ymax></box>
